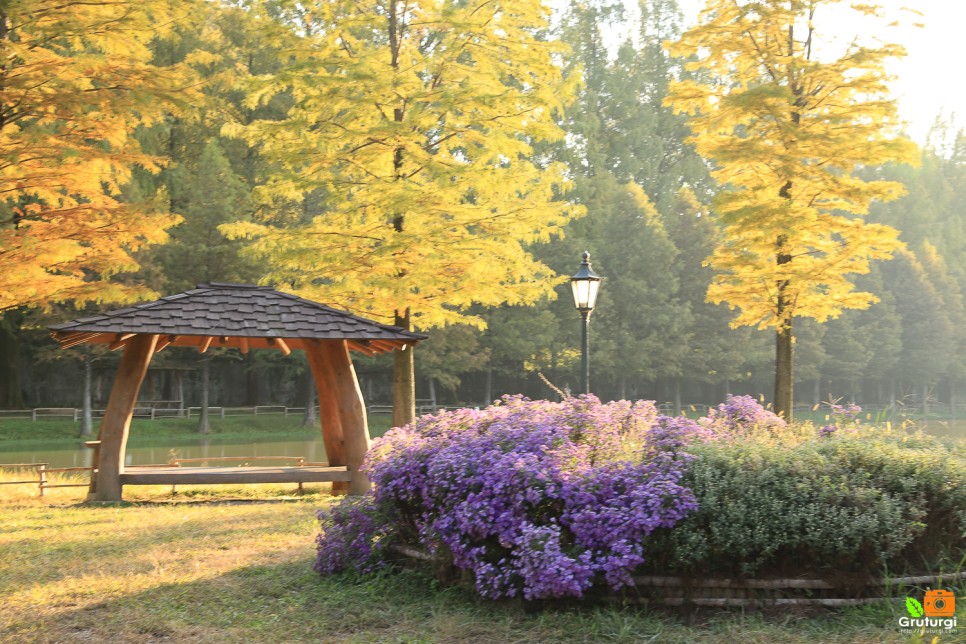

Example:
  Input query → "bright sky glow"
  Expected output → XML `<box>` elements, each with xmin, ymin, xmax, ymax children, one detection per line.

<box><xmin>672</xmin><ymin>0</ymin><xmax>964</xmax><ymax>145</ymax></box>
<box><xmin>555</xmin><ymin>0</ymin><xmax>965</xmax><ymax>145</ymax></box>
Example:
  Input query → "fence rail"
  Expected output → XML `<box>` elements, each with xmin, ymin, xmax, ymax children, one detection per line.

<box><xmin>0</xmin><ymin>462</ymin><xmax>91</xmax><ymax>496</ymax></box>
<box><xmin>2</xmin><ymin>400</ymin><xmax>963</xmax><ymax>423</ymax></box>
<box><xmin>0</xmin><ymin>456</ymin><xmax>330</xmax><ymax>496</ymax></box>
<box><xmin>0</xmin><ymin>405</ymin><xmax>323</xmax><ymax>422</ymax></box>
<box><xmin>0</xmin><ymin>402</ymin><xmax>469</xmax><ymax>421</ymax></box>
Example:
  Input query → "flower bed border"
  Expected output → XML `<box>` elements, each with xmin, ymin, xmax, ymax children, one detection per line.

<box><xmin>390</xmin><ymin>545</ymin><xmax>966</xmax><ymax>607</ymax></box>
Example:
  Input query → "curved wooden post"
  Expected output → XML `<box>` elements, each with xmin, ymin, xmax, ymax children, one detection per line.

<box><xmin>89</xmin><ymin>334</ymin><xmax>158</xmax><ymax>502</ymax></box>
<box><xmin>304</xmin><ymin>339</ymin><xmax>348</xmax><ymax>493</ymax></box>
<box><xmin>311</xmin><ymin>339</ymin><xmax>371</xmax><ymax>495</ymax></box>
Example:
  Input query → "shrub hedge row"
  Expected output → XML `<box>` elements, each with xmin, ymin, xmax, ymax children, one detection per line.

<box><xmin>315</xmin><ymin>395</ymin><xmax>966</xmax><ymax>599</ymax></box>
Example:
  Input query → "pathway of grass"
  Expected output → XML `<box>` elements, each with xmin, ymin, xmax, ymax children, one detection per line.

<box><xmin>0</xmin><ymin>480</ymin><xmax>933</xmax><ymax>643</ymax></box>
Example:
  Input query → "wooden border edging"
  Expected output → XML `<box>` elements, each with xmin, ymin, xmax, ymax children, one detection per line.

<box><xmin>389</xmin><ymin>545</ymin><xmax>966</xmax><ymax>605</ymax></box>
<box><xmin>631</xmin><ymin>572</ymin><xmax>966</xmax><ymax>590</ymax></box>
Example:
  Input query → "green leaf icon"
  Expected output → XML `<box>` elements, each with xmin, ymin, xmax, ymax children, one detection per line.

<box><xmin>906</xmin><ymin>597</ymin><xmax>924</xmax><ymax>617</ymax></box>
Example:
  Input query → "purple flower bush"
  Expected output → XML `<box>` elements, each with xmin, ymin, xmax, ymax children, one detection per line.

<box><xmin>703</xmin><ymin>394</ymin><xmax>786</xmax><ymax>434</ymax></box>
<box><xmin>316</xmin><ymin>394</ymin><xmax>966</xmax><ymax>588</ymax></box>
<box><xmin>819</xmin><ymin>401</ymin><xmax>863</xmax><ymax>438</ymax></box>
<box><xmin>316</xmin><ymin>395</ymin><xmax>697</xmax><ymax>600</ymax></box>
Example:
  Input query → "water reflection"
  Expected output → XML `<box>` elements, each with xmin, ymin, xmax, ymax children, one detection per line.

<box><xmin>0</xmin><ymin>437</ymin><xmax>330</xmax><ymax>469</ymax></box>
<box><xmin>0</xmin><ymin>420</ymin><xmax>962</xmax><ymax>469</ymax></box>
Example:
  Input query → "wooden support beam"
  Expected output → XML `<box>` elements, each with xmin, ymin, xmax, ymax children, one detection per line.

<box><xmin>239</xmin><ymin>337</ymin><xmax>249</xmax><ymax>354</ymax></box>
<box><xmin>268</xmin><ymin>337</ymin><xmax>292</xmax><ymax>356</ymax></box>
<box><xmin>304</xmin><ymin>338</ymin><xmax>348</xmax><ymax>493</ymax></box>
<box><xmin>109</xmin><ymin>337</ymin><xmax>130</xmax><ymax>352</ymax></box>
<box><xmin>199</xmin><ymin>336</ymin><xmax>214</xmax><ymax>353</ymax></box>
<box><xmin>89</xmin><ymin>334</ymin><xmax>159</xmax><ymax>502</ymax></box>
<box><xmin>59</xmin><ymin>332</ymin><xmax>101</xmax><ymax>349</ymax></box>
<box><xmin>318</xmin><ymin>339</ymin><xmax>371</xmax><ymax>495</ymax></box>
<box><xmin>347</xmin><ymin>340</ymin><xmax>377</xmax><ymax>357</ymax></box>
<box><xmin>369</xmin><ymin>339</ymin><xmax>400</xmax><ymax>353</ymax></box>
<box><xmin>155</xmin><ymin>338</ymin><xmax>172</xmax><ymax>352</ymax></box>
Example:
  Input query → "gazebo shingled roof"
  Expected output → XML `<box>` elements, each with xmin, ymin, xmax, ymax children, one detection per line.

<box><xmin>49</xmin><ymin>283</ymin><xmax>426</xmax><ymax>502</ymax></box>
<box><xmin>49</xmin><ymin>282</ymin><xmax>425</xmax><ymax>356</ymax></box>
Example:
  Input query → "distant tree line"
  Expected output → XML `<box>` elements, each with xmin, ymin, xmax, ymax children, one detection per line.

<box><xmin>2</xmin><ymin>0</ymin><xmax>963</xmax><ymax>417</ymax></box>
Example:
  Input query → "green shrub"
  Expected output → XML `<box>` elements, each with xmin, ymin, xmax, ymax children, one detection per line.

<box><xmin>645</xmin><ymin>425</ymin><xmax>966</xmax><ymax>577</ymax></box>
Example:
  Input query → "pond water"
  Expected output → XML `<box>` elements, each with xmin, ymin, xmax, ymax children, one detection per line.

<box><xmin>0</xmin><ymin>437</ymin><xmax>331</xmax><ymax>469</ymax></box>
<box><xmin>0</xmin><ymin>420</ymin><xmax>963</xmax><ymax>469</ymax></box>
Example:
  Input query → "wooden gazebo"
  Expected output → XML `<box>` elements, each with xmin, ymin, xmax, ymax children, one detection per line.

<box><xmin>49</xmin><ymin>283</ymin><xmax>426</xmax><ymax>502</ymax></box>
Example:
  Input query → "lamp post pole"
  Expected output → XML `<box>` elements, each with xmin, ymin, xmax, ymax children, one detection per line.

<box><xmin>570</xmin><ymin>251</ymin><xmax>602</xmax><ymax>396</ymax></box>
<box><xmin>580</xmin><ymin>308</ymin><xmax>591</xmax><ymax>395</ymax></box>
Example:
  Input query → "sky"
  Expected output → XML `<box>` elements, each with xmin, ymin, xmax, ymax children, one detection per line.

<box><xmin>673</xmin><ymin>0</ymin><xmax>965</xmax><ymax>145</ymax></box>
<box><xmin>583</xmin><ymin>0</ymin><xmax>964</xmax><ymax>146</ymax></box>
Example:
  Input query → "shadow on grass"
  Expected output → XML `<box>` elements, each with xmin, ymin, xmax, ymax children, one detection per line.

<box><xmin>4</xmin><ymin>556</ymin><xmax>913</xmax><ymax>644</ymax></box>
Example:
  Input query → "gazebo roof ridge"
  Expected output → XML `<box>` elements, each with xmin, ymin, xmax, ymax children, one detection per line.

<box><xmin>49</xmin><ymin>282</ymin><xmax>426</xmax><ymax>355</ymax></box>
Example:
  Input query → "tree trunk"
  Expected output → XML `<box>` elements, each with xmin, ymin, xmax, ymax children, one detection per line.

<box><xmin>774</xmin><ymin>322</ymin><xmax>794</xmax><ymax>421</ymax></box>
<box><xmin>0</xmin><ymin>311</ymin><xmax>26</xmax><ymax>408</ymax></box>
<box><xmin>303</xmin><ymin>371</ymin><xmax>317</xmax><ymax>428</ymax></box>
<box><xmin>392</xmin><ymin>309</ymin><xmax>415</xmax><ymax>428</ymax></box>
<box><xmin>774</xmin><ymin>226</ymin><xmax>794</xmax><ymax>422</ymax></box>
<box><xmin>428</xmin><ymin>377</ymin><xmax>437</xmax><ymax>411</ymax></box>
<box><xmin>176</xmin><ymin>370</ymin><xmax>185</xmax><ymax>418</ymax></box>
<box><xmin>80</xmin><ymin>346</ymin><xmax>93</xmax><ymax>438</ymax></box>
<box><xmin>245</xmin><ymin>353</ymin><xmax>258</xmax><ymax>405</ymax></box>
<box><xmin>483</xmin><ymin>368</ymin><xmax>492</xmax><ymax>407</ymax></box>
<box><xmin>673</xmin><ymin>379</ymin><xmax>682</xmax><ymax>415</ymax></box>
<box><xmin>922</xmin><ymin>383</ymin><xmax>930</xmax><ymax>417</ymax></box>
<box><xmin>813</xmin><ymin>377</ymin><xmax>821</xmax><ymax>407</ymax></box>
<box><xmin>197</xmin><ymin>358</ymin><xmax>210</xmax><ymax>434</ymax></box>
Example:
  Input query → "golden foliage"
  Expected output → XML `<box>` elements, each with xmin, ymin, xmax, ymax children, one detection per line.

<box><xmin>0</xmin><ymin>0</ymin><xmax>200</xmax><ymax>312</ymax></box>
<box><xmin>665</xmin><ymin>0</ymin><xmax>919</xmax><ymax>329</ymax></box>
<box><xmin>221</xmin><ymin>0</ymin><xmax>582</xmax><ymax>329</ymax></box>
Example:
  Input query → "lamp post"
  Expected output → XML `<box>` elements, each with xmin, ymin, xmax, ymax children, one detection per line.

<box><xmin>570</xmin><ymin>251</ymin><xmax>602</xmax><ymax>395</ymax></box>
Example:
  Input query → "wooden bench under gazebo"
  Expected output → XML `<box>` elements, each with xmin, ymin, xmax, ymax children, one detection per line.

<box><xmin>49</xmin><ymin>282</ymin><xmax>426</xmax><ymax>502</ymax></box>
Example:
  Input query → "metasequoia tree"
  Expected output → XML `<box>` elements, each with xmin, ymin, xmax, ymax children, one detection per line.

<box><xmin>0</xmin><ymin>0</ymin><xmax>199</xmax><ymax>313</ymax></box>
<box><xmin>224</xmin><ymin>0</ymin><xmax>579</xmax><ymax>425</ymax></box>
<box><xmin>665</xmin><ymin>0</ymin><xmax>918</xmax><ymax>419</ymax></box>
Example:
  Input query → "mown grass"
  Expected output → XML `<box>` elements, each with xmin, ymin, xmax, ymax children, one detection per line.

<box><xmin>0</xmin><ymin>414</ymin><xmax>395</xmax><ymax>445</ymax></box>
<box><xmin>0</xmin><ymin>475</ymin><xmax>952</xmax><ymax>644</ymax></box>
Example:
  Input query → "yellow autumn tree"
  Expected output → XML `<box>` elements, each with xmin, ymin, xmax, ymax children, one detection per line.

<box><xmin>665</xmin><ymin>0</ymin><xmax>919</xmax><ymax>420</ymax></box>
<box><xmin>0</xmin><ymin>1</ymin><xmax>200</xmax><ymax>312</ymax></box>
<box><xmin>223</xmin><ymin>0</ymin><xmax>580</xmax><ymax>424</ymax></box>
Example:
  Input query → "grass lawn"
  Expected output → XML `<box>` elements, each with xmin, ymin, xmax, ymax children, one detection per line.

<box><xmin>0</xmin><ymin>478</ymin><xmax>939</xmax><ymax>643</ymax></box>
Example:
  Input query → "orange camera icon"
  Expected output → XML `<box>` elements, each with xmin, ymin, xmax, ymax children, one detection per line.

<box><xmin>924</xmin><ymin>589</ymin><xmax>956</xmax><ymax>617</ymax></box>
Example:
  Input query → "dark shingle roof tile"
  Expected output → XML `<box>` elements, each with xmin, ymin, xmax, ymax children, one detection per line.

<box><xmin>49</xmin><ymin>283</ymin><xmax>425</xmax><ymax>343</ymax></box>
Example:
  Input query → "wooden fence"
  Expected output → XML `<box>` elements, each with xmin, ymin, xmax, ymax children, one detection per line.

<box><xmin>0</xmin><ymin>401</ymin><xmax>463</xmax><ymax>422</ymax></box>
<box><xmin>0</xmin><ymin>462</ymin><xmax>92</xmax><ymax>496</ymax></box>
<box><xmin>0</xmin><ymin>456</ymin><xmax>337</xmax><ymax>496</ymax></box>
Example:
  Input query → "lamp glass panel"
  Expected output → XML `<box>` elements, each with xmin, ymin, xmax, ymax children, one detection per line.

<box><xmin>586</xmin><ymin>279</ymin><xmax>601</xmax><ymax>309</ymax></box>
<box><xmin>571</xmin><ymin>278</ymin><xmax>601</xmax><ymax>310</ymax></box>
<box><xmin>571</xmin><ymin>279</ymin><xmax>589</xmax><ymax>309</ymax></box>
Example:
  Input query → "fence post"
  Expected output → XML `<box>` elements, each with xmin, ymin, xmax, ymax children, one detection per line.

<box><xmin>37</xmin><ymin>464</ymin><xmax>47</xmax><ymax>497</ymax></box>
<box><xmin>220</xmin><ymin>407</ymin><xmax>225</xmax><ymax>419</ymax></box>
<box><xmin>31</xmin><ymin>409</ymin><xmax>37</xmax><ymax>422</ymax></box>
